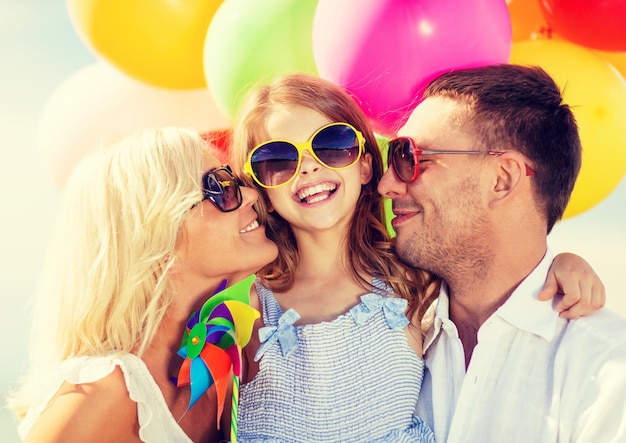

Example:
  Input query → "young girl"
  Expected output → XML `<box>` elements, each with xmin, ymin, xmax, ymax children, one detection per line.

<box><xmin>230</xmin><ymin>74</ymin><xmax>604</xmax><ymax>442</ymax></box>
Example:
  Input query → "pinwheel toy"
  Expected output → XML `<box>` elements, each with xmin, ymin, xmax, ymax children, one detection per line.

<box><xmin>174</xmin><ymin>274</ymin><xmax>259</xmax><ymax>442</ymax></box>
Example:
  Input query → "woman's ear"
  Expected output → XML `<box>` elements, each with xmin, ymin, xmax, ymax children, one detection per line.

<box><xmin>360</xmin><ymin>152</ymin><xmax>374</xmax><ymax>185</ymax></box>
<box><xmin>167</xmin><ymin>255</ymin><xmax>182</xmax><ymax>276</ymax></box>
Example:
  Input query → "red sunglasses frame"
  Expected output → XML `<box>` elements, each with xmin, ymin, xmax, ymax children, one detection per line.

<box><xmin>388</xmin><ymin>137</ymin><xmax>535</xmax><ymax>183</ymax></box>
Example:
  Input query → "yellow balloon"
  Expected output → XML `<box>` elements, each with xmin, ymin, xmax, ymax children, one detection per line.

<box><xmin>511</xmin><ymin>39</ymin><xmax>626</xmax><ymax>219</ymax></box>
<box><xmin>595</xmin><ymin>50</ymin><xmax>626</xmax><ymax>79</ymax></box>
<box><xmin>66</xmin><ymin>0</ymin><xmax>222</xmax><ymax>89</ymax></box>
<box><xmin>531</xmin><ymin>31</ymin><xmax>626</xmax><ymax>80</ymax></box>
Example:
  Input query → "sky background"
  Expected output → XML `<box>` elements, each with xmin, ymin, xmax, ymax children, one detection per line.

<box><xmin>1</xmin><ymin>1</ymin><xmax>625</xmax><ymax>441</ymax></box>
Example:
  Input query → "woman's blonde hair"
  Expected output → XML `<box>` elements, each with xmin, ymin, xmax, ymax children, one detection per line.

<box><xmin>9</xmin><ymin>127</ymin><xmax>208</xmax><ymax>418</ymax></box>
<box><xmin>231</xmin><ymin>73</ymin><xmax>440</xmax><ymax>322</ymax></box>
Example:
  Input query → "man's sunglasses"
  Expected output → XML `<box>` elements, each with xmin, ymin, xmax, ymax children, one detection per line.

<box><xmin>243</xmin><ymin>122</ymin><xmax>365</xmax><ymax>188</ymax></box>
<box><xmin>388</xmin><ymin>136</ymin><xmax>535</xmax><ymax>183</ymax></box>
<box><xmin>195</xmin><ymin>165</ymin><xmax>243</xmax><ymax>212</ymax></box>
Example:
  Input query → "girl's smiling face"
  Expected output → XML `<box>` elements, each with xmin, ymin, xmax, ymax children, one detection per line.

<box><xmin>262</xmin><ymin>105</ymin><xmax>372</xmax><ymax>235</ymax></box>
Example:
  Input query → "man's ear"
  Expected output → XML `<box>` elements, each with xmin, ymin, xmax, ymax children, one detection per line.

<box><xmin>492</xmin><ymin>153</ymin><xmax>526</xmax><ymax>201</ymax></box>
<box><xmin>360</xmin><ymin>152</ymin><xmax>374</xmax><ymax>185</ymax></box>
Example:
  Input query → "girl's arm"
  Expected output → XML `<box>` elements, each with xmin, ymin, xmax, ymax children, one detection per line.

<box><xmin>538</xmin><ymin>252</ymin><xmax>606</xmax><ymax>319</ymax></box>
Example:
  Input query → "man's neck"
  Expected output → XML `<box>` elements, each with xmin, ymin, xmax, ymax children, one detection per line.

<box><xmin>445</xmin><ymin>244</ymin><xmax>548</xmax><ymax>368</ymax></box>
<box><xmin>449</xmin><ymin>286</ymin><xmax>512</xmax><ymax>369</ymax></box>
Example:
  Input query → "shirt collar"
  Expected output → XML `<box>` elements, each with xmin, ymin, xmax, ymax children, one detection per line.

<box><xmin>494</xmin><ymin>249</ymin><xmax>560</xmax><ymax>341</ymax></box>
<box><xmin>423</xmin><ymin>249</ymin><xmax>560</xmax><ymax>351</ymax></box>
<box><xmin>423</xmin><ymin>282</ymin><xmax>452</xmax><ymax>353</ymax></box>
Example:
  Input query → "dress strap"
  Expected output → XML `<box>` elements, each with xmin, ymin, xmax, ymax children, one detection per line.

<box><xmin>350</xmin><ymin>293</ymin><xmax>409</xmax><ymax>330</ymax></box>
<box><xmin>254</xmin><ymin>280</ymin><xmax>284</xmax><ymax>326</ymax></box>
<box><xmin>372</xmin><ymin>276</ymin><xmax>394</xmax><ymax>296</ymax></box>
<box><xmin>254</xmin><ymin>308</ymin><xmax>300</xmax><ymax>361</ymax></box>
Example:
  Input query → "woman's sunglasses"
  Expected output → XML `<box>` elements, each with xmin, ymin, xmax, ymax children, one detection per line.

<box><xmin>243</xmin><ymin>122</ymin><xmax>365</xmax><ymax>188</ymax></box>
<box><xmin>388</xmin><ymin>136</ymin><xmax>535</xmax><ymax>183</ymax></box>
<box><xmin>195</xmin><ymin>165</ymin><xmax>243</xmax><ymax>212</ymax></box>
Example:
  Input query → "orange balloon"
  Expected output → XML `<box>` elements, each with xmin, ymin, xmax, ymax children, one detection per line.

<box><xmin>66</xmin><ymin>0</ymin><xmax>222</xmax><ymax>89</ymax></box>
<box><xmin>511</xmin><ymin>39</ymin><xmax>626</xmax><ymax>218</ymax></box>
<box><xmin>507</xmin><ymin>0</ymin><xmax>548</xmax><ymax>42</ymax></box>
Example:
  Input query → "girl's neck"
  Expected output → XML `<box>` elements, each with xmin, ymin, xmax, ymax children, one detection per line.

<box><xmin>292</xmin><ymin>228</ymin><xmax>349</xmax><ymax>275</ymax></box>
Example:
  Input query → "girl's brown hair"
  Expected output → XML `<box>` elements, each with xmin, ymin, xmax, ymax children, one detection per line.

<box><xmin>231</xmin><ymin>73</ymin><xmax>440</xmax><ymax>321</ymax></box>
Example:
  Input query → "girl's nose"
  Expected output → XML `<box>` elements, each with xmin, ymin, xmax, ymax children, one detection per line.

<box><xmin>298</xmin><ymin>151</ymin><xmax>321</xmax><ymax>176</ymax></box>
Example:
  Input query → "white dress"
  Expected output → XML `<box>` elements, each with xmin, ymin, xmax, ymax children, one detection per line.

<box><xmin>18</xmin><ymin>353</ymin><xmax>192</xmax><ymax>443</ymax></box>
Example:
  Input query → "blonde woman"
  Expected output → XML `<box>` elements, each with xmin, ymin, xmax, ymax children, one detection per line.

<box><xmin>9</xmin><ymin>127</ymin><xmax>278</xmax><ymax>442</ymax></box>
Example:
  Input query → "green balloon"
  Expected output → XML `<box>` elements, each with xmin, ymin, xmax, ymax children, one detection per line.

<box><xmin>375</xmin><ymin>134</ymin><xmax>395</xmax><ymax>238</ymax></box>
<box><xmin>204</xmin><ymin>0</ymin><xmax>319</xmax><ymax>119</ymax></box>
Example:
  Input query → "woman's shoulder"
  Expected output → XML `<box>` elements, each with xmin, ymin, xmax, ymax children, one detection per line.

<box><xmin>23</xmin><ymin>362</ymin><xmax>140</xmax><ymax>442</ymax></box>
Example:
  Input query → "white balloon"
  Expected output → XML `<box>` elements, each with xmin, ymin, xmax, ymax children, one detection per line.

<box><xmin>38</xmin><ymin>61</ymin><xmax>231</xmax><ymax>188</ymax></box>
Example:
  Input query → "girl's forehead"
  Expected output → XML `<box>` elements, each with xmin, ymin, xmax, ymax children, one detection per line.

<box><xmin>265</xmin><ymin>106</ymin><xmax>330</xmax><ymax>141</ymax></box>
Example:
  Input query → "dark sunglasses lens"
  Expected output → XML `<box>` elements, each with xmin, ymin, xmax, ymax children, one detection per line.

<box><xmin>390</xmin><ymin>138</ymin><xmax>416</xmax><ymax>183</ymax></box>
<box><xmin>312</xmin><ymin>124</ymin><xmax>360</xmax><ymax>168</ymax></box>
<box><xmin>250</xmin><ymin>142</ymin><xmax>299</xmax><ymax>187</ymax></box>
<box><xmin>204</xmin><ymin>169</ymin><xmax>242</xmax><ymax>211</ymax></box>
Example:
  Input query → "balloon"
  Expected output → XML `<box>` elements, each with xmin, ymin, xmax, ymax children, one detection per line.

<box><xmin>511</xmin><ymin>39</ymin><xmax>626</xmax><ymax>218</ymax></box>
<box><xmin>39</xmin><ymin>62</ymin><xmax>231</xmax><ymax>188</ymax></box>
<box><xmin>204</xmin><ymin>0</ymin><xmax>319</xmax><ymax>119</ymax></box>
<box><xmin>202</xmin><ymin>128</ymin><xmax>233</xmax><ymax>164</ymax></box>
<box><xmin>66</xmin><ymin>0</ymin><xmax>222</xmax><ymax>88</ymax></box>
<box><xmin>595</xmin><ymin>50</ymin><xmax>626</xmax><ymax>79</ymax></box>
<box><xmin>374</xmin><ymin>134</ymin><xmax>395</xmax><ymax>237</ymax></box>
<box><xmin>539</xmin><ymin>0</ymin><xmax>626</xmax><ymax>51</ymax></box>
<box><xmin>533</xmin><ymin>31</ymin><xmax>626</xmax><ymax>80</ymax></box>
<box><xmin>313</xmin><ymin>0</ymin><xmax>512</xmax><ymax>136</ymax></box>
<box><xmin>508</xmin><ymin>0</ymin><xmax>548</xmax><ymax>42</ymax></box>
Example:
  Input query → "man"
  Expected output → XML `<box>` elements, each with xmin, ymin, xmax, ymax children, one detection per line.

<box><xmin>378</xmin><ymin>64</ymin><xmax>626</xmax><ymax>442</ymax></box>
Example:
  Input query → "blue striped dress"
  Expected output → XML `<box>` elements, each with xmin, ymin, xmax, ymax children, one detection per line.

<box><xmin>237</xmin><ymin>278</ymin><xmax>435</xmax><ymax>442</ymax></box>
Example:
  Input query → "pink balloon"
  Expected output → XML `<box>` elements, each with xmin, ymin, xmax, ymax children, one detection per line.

<box><xmin>313</xmin><ymin>0</ymin><xmax>512</xmax><ymax>136</ymax></box>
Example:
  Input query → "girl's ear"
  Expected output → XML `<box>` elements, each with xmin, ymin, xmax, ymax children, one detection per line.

<box><xmin>360</xmin><ymin>152</ymin><xmax>374</xmax><ymax>185</ymax></box>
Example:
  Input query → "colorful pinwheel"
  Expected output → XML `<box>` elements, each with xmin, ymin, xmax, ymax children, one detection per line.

<box><xmin>174</xmin><ymin>274</ymin><xmax>259</xmax><ymax>441</ymax></box>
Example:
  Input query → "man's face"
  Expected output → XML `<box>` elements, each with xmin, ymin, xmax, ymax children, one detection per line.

<box><xmin>378</xmin><ymin>96</ymin><xmax>494</xmax><ymax>278</ymax></box>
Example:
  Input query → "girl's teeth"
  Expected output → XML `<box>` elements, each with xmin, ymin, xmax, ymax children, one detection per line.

<box><xmin>306</xmin><ymin>194</ymin><xmax>329</xmax><ymax>204</ymax></box>
<box><xmin>297</xmin><ymin>183</ymin><xmax>336</xmax><ymax>200</ymax></box>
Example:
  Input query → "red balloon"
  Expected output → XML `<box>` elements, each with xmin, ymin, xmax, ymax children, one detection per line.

<box><xmin>202</xmin><ymin>128</ymin><xmax>233</xmax><ymax>164</ymax></box>
<box><xmin>540</xmin><ymin>0</ymin><xmax>626</xmax><ymax>51</ymax></box>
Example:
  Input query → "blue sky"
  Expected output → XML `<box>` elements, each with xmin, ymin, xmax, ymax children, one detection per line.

<box><xmin>1</xmin><ymin>1</ymin><xmax>625</xmax><ymax>441</ymax></box>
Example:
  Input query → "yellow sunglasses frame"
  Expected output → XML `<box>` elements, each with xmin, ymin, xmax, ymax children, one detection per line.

<box><xmin>243</xmin><ymin>122</ymin><xmax>365</xmax><ymax>189</ymax></box>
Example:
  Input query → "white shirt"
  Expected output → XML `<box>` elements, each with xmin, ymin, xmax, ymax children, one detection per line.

<box><xmin>416</xmin><ymin>251</ymin><xmax>626</xmax><ymax>443</ymax></box>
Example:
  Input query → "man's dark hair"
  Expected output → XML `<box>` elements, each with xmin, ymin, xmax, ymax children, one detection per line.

<box><xmin>425</xmin><ymin>64</ymin><xmax>582</xmax><ymax>233</ymax></box>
